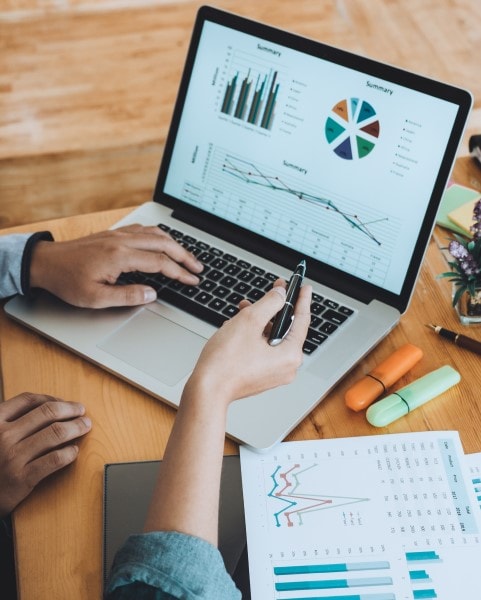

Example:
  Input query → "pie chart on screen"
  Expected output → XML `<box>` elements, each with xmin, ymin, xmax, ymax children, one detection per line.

<box><xmin>325</xmin><ymin>98</ymin><xmax>380</xmax><ymax>160</ymax></box>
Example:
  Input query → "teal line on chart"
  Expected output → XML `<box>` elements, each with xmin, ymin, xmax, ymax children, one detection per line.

<box><xmin>275</xmin><ymin>576</ymin><xmax>393</xmax><ymax>591</ymax></box>
<box><xmin>279</xmin><ymin>595</ymin><xmax>395</xmax><ymax>600</ymax></box>
<box><xmin>222</xmin><ymin>154</ymin><xmax>388</xmax><ymax>246</ymax></box>
<box><xmin>274</xmin><ymin>561</ymin><xmax>390</xmax><ymax>575</ymax></box>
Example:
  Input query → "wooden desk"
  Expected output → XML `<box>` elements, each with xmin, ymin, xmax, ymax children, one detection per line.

<box><xmin>1</xmin><ymin>157</ymin><xmax>481</xmax><ymax>598</ymax></box>
<box><xmin>1</xmin><ymin>0</ymin><xmax>481</xmax><ymax>228</ymax></box>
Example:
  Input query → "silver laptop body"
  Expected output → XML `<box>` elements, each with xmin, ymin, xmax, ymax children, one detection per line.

<box><xmin>5</xmin><ymin>6</ymin><xmax>471</xmax><ymax>449</ymax></box>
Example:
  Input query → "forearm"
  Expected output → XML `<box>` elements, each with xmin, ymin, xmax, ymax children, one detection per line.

<box><xmin>143</xmin><ymin>378</ymin><xmax>229</xmax><ymax>546</ymax></box>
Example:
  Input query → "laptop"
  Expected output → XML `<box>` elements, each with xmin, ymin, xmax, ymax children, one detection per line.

<box><xmin>5</xmin><ymin>6</ymin><xmax>471</xmax><ymax>450</ymax></box>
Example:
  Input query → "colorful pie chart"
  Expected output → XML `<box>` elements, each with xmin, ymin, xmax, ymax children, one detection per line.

<box><xmin>325</xmin><ymin>98</ymin><xmax>380</xmax><ymax>159</ymax></box>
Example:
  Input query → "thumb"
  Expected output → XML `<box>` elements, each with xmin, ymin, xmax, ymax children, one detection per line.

<box><xmin>92</xmin><ymin>284</ymin><xmax>157</xmax><ymax>308</ymax></box>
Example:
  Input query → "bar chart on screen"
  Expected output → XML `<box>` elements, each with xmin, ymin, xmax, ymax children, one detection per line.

<box><xmin>240</xmin><ymin>432</ymin><xmax>481</xmax><ymax>599</ymax></box>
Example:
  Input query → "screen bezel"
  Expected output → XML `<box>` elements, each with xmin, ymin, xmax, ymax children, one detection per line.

<box><xmin>153</xmin><ymin>5</ymin><xmax>472</xmax><ymax>313</ymax></box>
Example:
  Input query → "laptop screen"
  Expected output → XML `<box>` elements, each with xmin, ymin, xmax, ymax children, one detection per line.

<box><xmin>158</xmin><ymin>7</ymin><xmax>471</xmax><ymax>311</ymax></box>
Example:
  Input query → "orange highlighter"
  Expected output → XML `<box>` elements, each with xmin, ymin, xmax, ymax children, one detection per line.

<box><xmin>345</xmin><ymin>343</ymin><xmax>423</xmax><ymax>412</ymax></box>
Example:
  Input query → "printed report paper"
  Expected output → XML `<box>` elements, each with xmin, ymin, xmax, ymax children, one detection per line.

<box><xmin>240</xmin><ymin>431</ymin><xmax>481</xmax><ymax>599</ymax></box>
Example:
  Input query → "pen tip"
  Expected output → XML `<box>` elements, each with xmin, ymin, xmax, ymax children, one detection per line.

<box><xmin>425</xmin><ymin>324</ymin><xmax>436</xmax><ymax>330</ymax></box>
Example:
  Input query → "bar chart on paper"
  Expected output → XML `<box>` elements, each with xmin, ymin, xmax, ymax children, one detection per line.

<box><xmin>240</xmin><ymin>432</ymin><xmax>481</xmax><ymax>599</ymax></box>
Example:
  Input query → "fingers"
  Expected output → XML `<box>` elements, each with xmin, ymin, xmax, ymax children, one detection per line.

<box><xmin>241</xmin><ymin>285</ymin><xmax>286</xmax><ymax>327</ymax></box>
<box><xmin>125</xmin><ymin>247</ymin><xmax>202</xmax><ymax>284</ymax></box>
<box><xmin>5</xmin><ymin>396</ymin><xmax>87</xmax><ymax>446</ymax></box>
<box><xmin>23</xmin><ymin>413</ymin><xmax>92</xmax><ymax>464</ymax></box>
<box><xmin>112</xmin><ymin>226</ymin><xmax>204</xmax><ymax>276</ymax></box>
<box><xmin>287</xmin><ymin>284</ymin><xmax>312</xmax><ymax>345</ymax></box>
<box><xmin>0</xmin><ymin>392</ymin><xmax>54</xmax><ymax>422</ymax></box>
<box><xmin>24</xmin><ymin>445</ymin><xmax>81</xmax><ymax>492</ymax></box>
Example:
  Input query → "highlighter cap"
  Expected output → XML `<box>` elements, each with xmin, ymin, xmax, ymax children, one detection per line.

<box><xmin>345</xmin><ymin>376</ymin><xmax>384</xmax><ymax>411</ymax></box>
<box><xmin>345</xmin><ymin>343</ymin><xmax>423</xmax><ymax>411</ymax></box>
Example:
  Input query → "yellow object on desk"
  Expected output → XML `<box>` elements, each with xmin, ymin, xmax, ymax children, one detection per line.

<box><xmin>448</xmin><ymin>196</ymin><xmax>481</xmax><ymax>237</ymax></box>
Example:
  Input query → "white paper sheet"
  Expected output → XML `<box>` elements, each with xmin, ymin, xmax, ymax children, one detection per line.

<box><xmin>240</xmin><ymin>431</ymin><xmax>481</xmax><ymax>599</ymax></box>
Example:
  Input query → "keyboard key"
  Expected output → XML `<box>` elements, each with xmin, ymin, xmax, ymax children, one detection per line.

<box><xmin>211</xmin><ymin>258</ymin><xmax>227</xmax><ymax>270</ymax></box>
<box><xmin>311</xmin><ymin>302</ymin><xmax>326</xmax><ymax>315</ymax></box>
<box><xmin>195</xmin><ymin>241</ymin><xmax>209</xmax><ymax>250</ymax></box>
<box><xmin>237</xmin><ymin>259</ymin><xmax>250</xmax><ymax>269</ymax></box>
<box><xmin>247</xmin><ymin>289</ymin><xmax>264</xmax><ymax>301</ymax></box>
<box><xmin>310</xmin><ymin>315</ymin><xmax>322</xmax><ymax>328</ymax></box>
<box><xmin>180</xmin><ymin>286</ymin><xmax>199</xmax><ymax>298</ymax></box>
<box><xmin>233</xmin><ymin>282</ymin><xmax>251</xmax><ymax>295</ymax></box>
<box><xmin>302</xmin><ymin>341</ymin><xmax>318</xmax><ymax>355</ymax></box>
<box><xmin>323</xmin><ymin>309</ymin><xmax>348</xmax><ymax>325</ymax></box>
<box><xmin>198</xmin><ymin>251</ymin><xmax>215</xmax><ymax>263</ymax></box>
<box><xmin>224</xmin><ymin>264</ymin><xmax>241</xmax><ymax>276</ymax></box>
<box><xmin>223</xmin><ymin>253</ymin><xmax>237</xmax><ymax>263</ymax></box>
<box><xmin>238</xmin><ymin>270</ymin><xmax>255</xmax><ymax>282</ymax></box>
<box><xmin>168</xmin><ymin>280</ymin><xmax>183</xmax><ymax>291</ymax></box>
<box><xmin>307</xmin><ymin>328</ymin><xmax>328</xmax><ymax>345</ymax></box>
<box><xmin>157</xmin><ymin>223</ymin><xmax>170</xmax><ymax>232</ymax></box>
<box><xmin>323</xmin><ymin>299</ymin><xmax>339</xmax><ymax>310</ymax></box>
<box><xmin>170</xmin><ymin>229</ymin><xmax>184</xmax><ymax>239</ymax></box>
<box><xmin>222</xmin><ymin>305</ymin><xmax>239</xmax><ymax>318</ymax></box>
<box><xmin>199</xmin><ymin>279</ymin><xmax>216</xmax><ymax>292</ymax></box>
<box><xmin>220</xmin><ymin>275</ymin><xmax>237</xmax><ymax>287</ymax></box>
<box><xmin>212</xmin><ymin>286</ymin><xmax>230</xmax><ymax>298</ymax></box>
<box><xmin>206</xmin><ymin>269</ymin><xmax>223</xmax><ymax>281</ymax></box>
<box><xmin>320</xmin><ymin>321</ymin><xmax>338</xmax><ymax>334</ymax></box>
<box><xmin>188</xmin><ymin>245</ymin><xmax>203</xmax><ymax>257</ymax></box>
<box><xmin>210</xmin><ymin>247</ymin><xmax>223</xmax><ymax>256</ymax></box>
<box><xmin>265</xmin><ymin>272</ymin><xmax>278</xmax><ymax>281</ymax></box>
<box><xmin>196</xmin><ymin>292</ymin><xmax>213</xmax><ymax>305</ymax></box>
<box><xmin>226</xmin><ymin>292</ymin><xmax>243</xmax><ymax>304</ymax></box>
<box><xmin>183</xmin><ymin>235</ymin><xmax>196</xmax><ymax>244</ymax></box>
<box><xmin>251</xmin><ymin>266</ymin><xmax>265</xmax><ymax>275</ymax></box>
<box><xmin>339</xmin><ymin>305</ymin><xmax>354</xmax><ymax>316</ymax></box>
<box><xmin>251</xmin><ymin>276</ymin><xmax>269</xmax><ymax>289</ymax></box>
<box><xmin>209</xmin><ymin>298</ymin><xmax>227</xmax><ymax>311</ymax></box>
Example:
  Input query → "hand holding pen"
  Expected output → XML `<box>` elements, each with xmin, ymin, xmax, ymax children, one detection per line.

<box><xmin>268</xmin><ymin>259</ymin><xmax>307</xmax><ymax>345</ymax></box>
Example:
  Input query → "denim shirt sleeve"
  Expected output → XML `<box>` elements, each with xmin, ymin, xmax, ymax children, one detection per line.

<box><xmin>0</xmin><ymin>232</ymin><xmax>54</xmax><ymax>298</ymax></box>
<box><xmin>0</xmin><ymin>234</ymin><xmax>31</xmax><ymax>298</ymax></box>
<box><xmin>105</xmin><ymin>531</ymin><xmax>242</xmax><ymax>600</ymax></box>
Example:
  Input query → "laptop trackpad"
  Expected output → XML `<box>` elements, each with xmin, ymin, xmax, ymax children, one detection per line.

<box><xmin>98</xmin><ymin>308</ymin><xmax>206</xmax><ymax>386</ymax></box>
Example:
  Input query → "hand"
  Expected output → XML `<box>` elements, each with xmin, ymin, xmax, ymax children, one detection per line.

<box><xmin>0</xmin><ymin>393</ymin><xmax>92</xmax><ymax>517</ymax></box>
<box><xmin>184</xmin><ymin>281</ymin><xmax>312</xmax><ymax>407</ymax></box>
<box><xmin>29</xmin><ymin>225</ymin><xmax>204</xmax><ymax>308</ymax></box>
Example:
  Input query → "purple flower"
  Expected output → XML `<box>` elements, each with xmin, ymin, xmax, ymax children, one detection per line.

<box><xmin>449</xmin><ymin>240</ymin><xmax>480</xmax><ymax>275</ymax></box>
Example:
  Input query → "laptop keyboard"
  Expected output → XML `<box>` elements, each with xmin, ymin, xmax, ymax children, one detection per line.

<box><xmin>116</xmin><ymin>223</ymin><xmax>354</xmax><ymax>355</ymax></box>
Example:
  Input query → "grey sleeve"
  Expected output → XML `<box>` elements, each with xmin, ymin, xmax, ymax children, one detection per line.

<box><xmin>0</xmin><ymin>234</ymin><xmax>32</xmax><ymax>298</ymax></box>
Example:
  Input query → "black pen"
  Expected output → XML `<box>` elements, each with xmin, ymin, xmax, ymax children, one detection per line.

<box><xmin>269</xmin><ymin>259</ymin><xmax>307</xmax><ymax>346</ymax></box>
<box><xmin>426</xmin><ymin>324</ymin><xmax>481</xmax><ymax>356</ymax></box>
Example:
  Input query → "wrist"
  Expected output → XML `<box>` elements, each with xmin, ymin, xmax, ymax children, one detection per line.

<box><xmin>183</xmin><ymin>371</ymin><xmax>234</xmax><ymax>414</ymax></box>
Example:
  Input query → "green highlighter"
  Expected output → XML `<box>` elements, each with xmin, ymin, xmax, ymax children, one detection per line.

<box><xmin>366</xmin><ymin>365</ymin><xmax>461</xmax><ymax>427</ymax></box>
